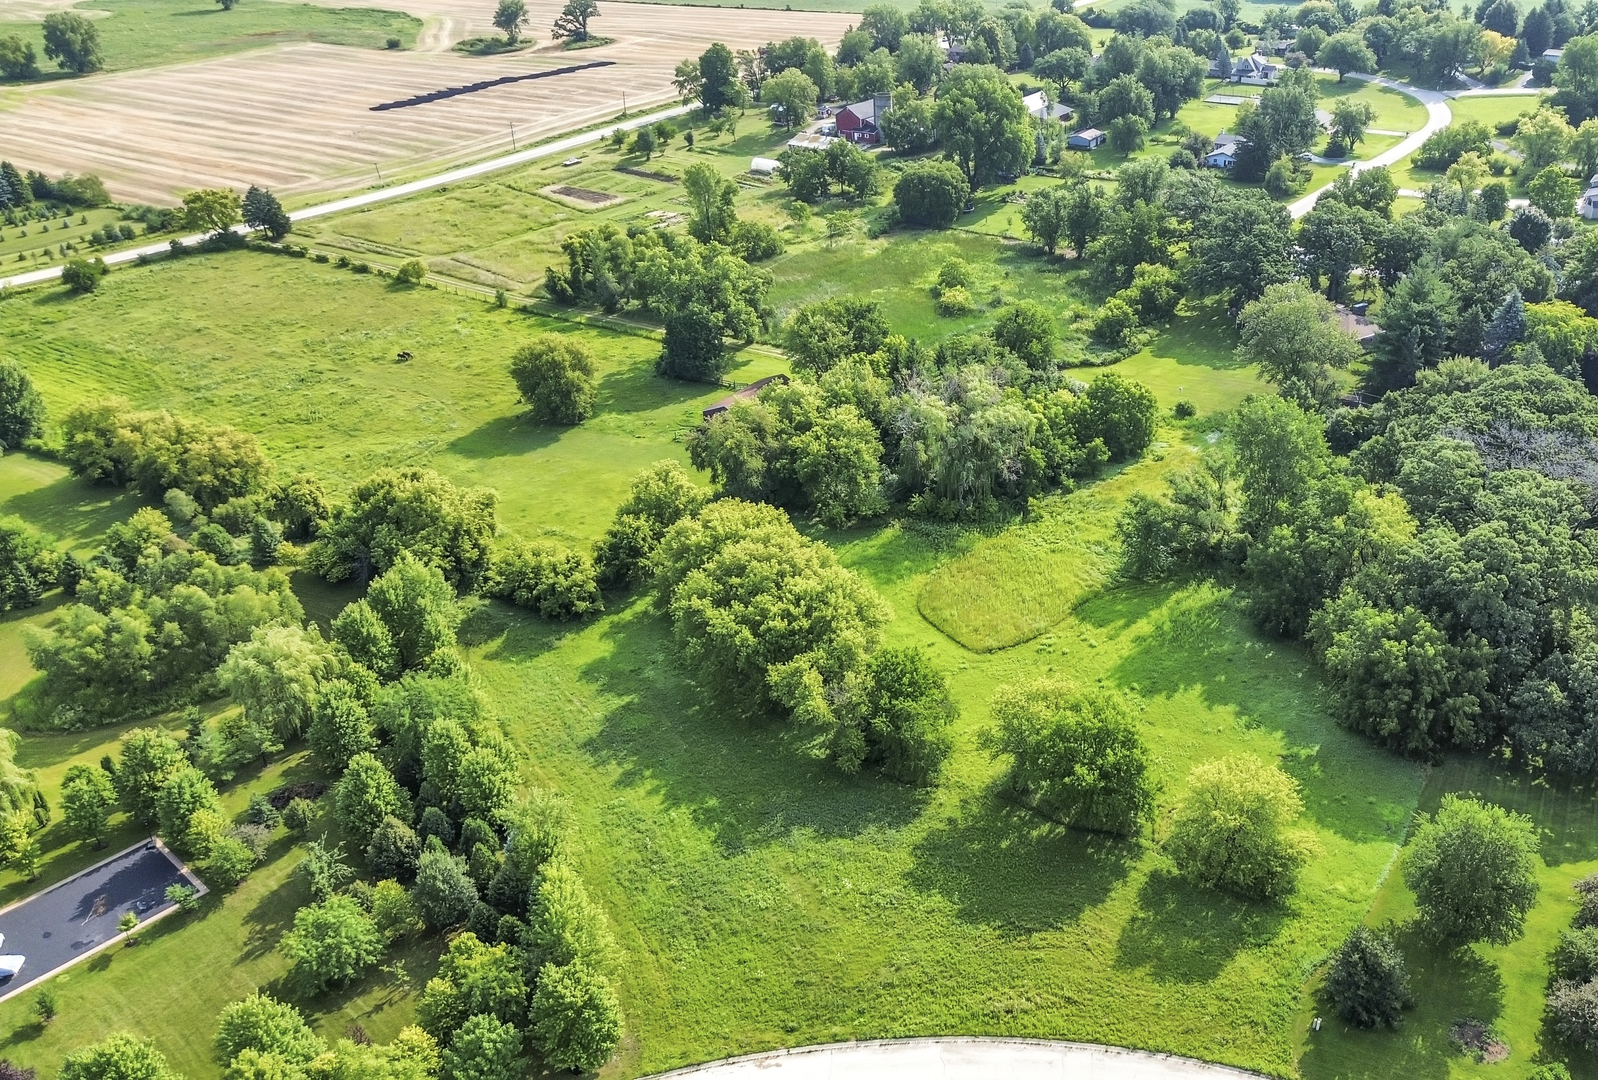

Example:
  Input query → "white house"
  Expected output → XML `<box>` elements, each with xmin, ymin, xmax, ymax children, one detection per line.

<box><xmin>1230</xmin><ymin>54</ymin><xmax>1280</xmax><ymax>85</ymax></box>
<box><xmin>1580</xmin><ymin>176</ymin><xmax>1598</xmax><ymax>219</ymax></box>
<box><xmin>1203</xmin><ymin>131</ymin><xmax>1246</xmax><ymax>169</ymax></box>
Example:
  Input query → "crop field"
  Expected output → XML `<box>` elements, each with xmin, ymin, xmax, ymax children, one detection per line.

<box><xmin>0</xmin><ymin>0</ymin><xmax>853</xmax><ymax>204</ymax></box>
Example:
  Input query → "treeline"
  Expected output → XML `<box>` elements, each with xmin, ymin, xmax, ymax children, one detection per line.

<box><xmin>0</xmin><ymin>161</ymin><xmax>109</xmax><ymax>213</ymax></box>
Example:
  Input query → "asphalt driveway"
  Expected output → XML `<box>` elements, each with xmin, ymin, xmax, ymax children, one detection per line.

<box><xmin>0</xmin><ymin>840</ymin><xmax>195</xmax><ymax>999</ymax></box>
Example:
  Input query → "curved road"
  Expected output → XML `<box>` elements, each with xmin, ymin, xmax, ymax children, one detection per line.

<box><xmin>645</xmin><ymin>1038</ymin><xmax>1271</xmax><ymax>1080</ymax></box>
<box><xmin>0</xmin><ymin>102</ymin><xmax>691</xmax><ymax>292</ymax></box>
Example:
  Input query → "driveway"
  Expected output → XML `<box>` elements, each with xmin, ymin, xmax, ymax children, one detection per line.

<box><xmin>0</xmin><ymin>839</ymin><xmax>201</xmax><ymax>1002</ymax></box>
<box><xmin>646</xmin><ymin>1038</ymin><xmax>1272</xmax><ymax>1080</ymax></box>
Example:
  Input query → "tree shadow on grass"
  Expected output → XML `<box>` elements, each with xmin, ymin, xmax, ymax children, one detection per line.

<box><xmin>461</xmin><ymin>598</ymin><xmax>584</xmax><ymax>665</ymax></box>
<box><xmin>578</xmin><ymin>606</ymin><xmax>930</xmax><ymax>854</ymax></box>
<box><xmin>445</xmin><ymin>414</ymin><xmax>564</xmax><ymax>460</ymax></box>
<box><xmin>1143</xmin><ymin>301</ymin><xmax>1248</xmax><ymax>371</ymax></box>
<box><xmin>1299</xmin><ymin>925</ymin><xmax>1505</xmax><ymax>1080</ymax></box>
<box><xmin>904</xmin><ymin>792</ymin><xmax>1137</xmax><ymax>934</ymax></box>
<box><xmin>1112</xmin><ymin>869</ymin><xmax>1289</xmax><ymax>984</ymax></box>
<box><xmin>238</xmin><ymin>857</ymin><xmax>308</xmax><ymax>964</ymax></box>
<box><xmin>1</xmin><ymin>476</ymin><xmax>146</xmax><ymax>553</ymax></box>
<box><xmin>1415</xmin><ymin>756</ymin><xmax>1598</xmax><ymax>867</ymax></box>
<box><xmin>1087</xmin><ymin>581</ymin><xmax>1419</xmax><ymax>846</ymax></box>
<box><xmin>594</xmin><ymin>360</ymin><xmax>720</xmax><ymax>416</ymax></box>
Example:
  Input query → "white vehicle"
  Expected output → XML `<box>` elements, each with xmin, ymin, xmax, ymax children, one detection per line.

<box><xmin>0</xmin><ymin>955</ymin><xmax>25</xmax><ymax>979</ymax></box>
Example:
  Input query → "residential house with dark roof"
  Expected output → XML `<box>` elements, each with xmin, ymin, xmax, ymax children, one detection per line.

<box><xmin>835</xmin><ymin>94</ymin><xmax>892</xmax><ymax>145</ymax></box>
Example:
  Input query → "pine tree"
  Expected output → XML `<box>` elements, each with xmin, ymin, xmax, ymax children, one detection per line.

<box><xmin>1482</xmin><ymin>287</ymin><xmax>1527</xmax><ymax>365</ymax></box>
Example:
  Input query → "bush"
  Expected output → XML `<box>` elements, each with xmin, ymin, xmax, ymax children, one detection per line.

<box><xmin>484</xmin><ymin>539</ymin><xmax>601</xmax><ymax>619</ymax></box>
<box><xmin>1554</xmin><ymin>926</ymin><xmax>1598</xmax><ymax>982</ymax></box>
<box><xmin>282</xmin><ymin>797</ymin><xmax>317</xmax><ymax>833</ymax></box>
<box><xmin>60</xmin><ymin>399</ymin><xmax>270</xmax><ymax>509</ymax></box>
<box><xmin>206</xmin><ymin>836</ymin><xmax>259</xmax><ymax>887</ymax></box>
<box><xmin>507</xmin><ymin>336</ymin><xmax>596</xmax><ymax>425</ymax></box>
<box><xmin>213</xmin><ymin>992</ymin><xmax>324</xmax><ymax>1067</ymax></box>
<box><xmin>306</xmin><ymin>467</ymin><xmax>496</xmax><ymax>590</ymax></box>
<box><xmin>1402</xmin><ymin>795</ymin><xmax>1540</xmax><ymax>945</ymax></box>
<box><xmin>893</xmin><ymin>160</ymin><xmax>968</xmax><ymax>228</ymax></box>
<box><xmin>395</xmin><ymin>259</ymin><xmax>426</xmax><ymax>285</ymax></box>
<box><xmin>60</xmin><ymin>257</ymin><xmax>106</xmax><ymax>294</ymax></box>
<box><xmin>1323</xmin><ymin>926</ymin><xmax>1411</xmax><ymax>1028</ymax></box>
<box><xmin>1090</xmin><ymin>296</ymin><xmax>1139</xmax><ymax>346</ymax></box>
<box><xmin>529</xmin><ymin>963</ymin><xmax>622</xmax><ymax>1073</ymax></box>
<box><xmin>60</xmin><ymin>1035</ymin><xmax>179</xmax><ymax>1080</ymax></box>
<box><xmin>0</xmin><ymin>360</ymin><xmax>45</xmax><ymax>450</ymax></box>
<box><xmin>1165</xmin><ymin>755</ymin><xmax>1313</xmax><ymax>899</ymax></box>
<box><xmin>1173</xmin><ymin>399</ymin><xmax>1197</xmax><ymax>419</ymax></box>
<box><xmin>935</xmin><ymin>285</ymin><xmax>973</xmax><ymax>317</ymax></box>
<box><xmin>165</xmin><ymin>883</ymin><xmax>200</xmax><ymax>912</ymax></box>
<box><xmin>830</xmin><ymin>647</ymin><xmax>956</xmax><ymax>783</ymax></box>
<box><xmin>367</xmin><ymin>815</ymin><xmax>422</xmax><ymax>881</ymax></box>
<box><xmin>1549</xmin><ymin>979</ymin><xmax>1598</xmax><ymax>1053</ymax></box>
<box><xmin>984</xmin><ymin>680</ymin><xmax>1155</xmax><ymax>836</ymax></box>
<box><xmin>371</xmin><ymin>879</ymin><xmax>421</xmax><ymax>940</ymax></box>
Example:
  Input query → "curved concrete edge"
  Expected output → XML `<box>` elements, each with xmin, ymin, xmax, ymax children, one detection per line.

<box><xmin>644</xmin><ymin>1037</ymin><xmax>1276</xmax><ymax>1080</ymax></box>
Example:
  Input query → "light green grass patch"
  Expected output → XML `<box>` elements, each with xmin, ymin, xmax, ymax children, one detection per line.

<box><xmin>1316</xmin><ymin>75</ymin><xmax>1430</xmax><ymax>133</ymax></box>
<box><xmin>917</xmin><ymin>447</ymin><xmax>1197</xmax><ymax>652</ymax></box>
<box><xmin>1</xmin><ymin>0</ymin><xmax>419</xmax><ymax>77</ymax></box>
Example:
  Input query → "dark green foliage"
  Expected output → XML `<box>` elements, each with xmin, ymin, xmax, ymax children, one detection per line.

<box><xmin>783</xmin><ymin>297</ymin><xmax>891</xmax><ymax>377</ymax></box>
<box><xmin>1548</xmin><ymin>979</ymin><xmax>1598</xmax><ymax>1053</ymax></box>
<box><xmin>213</xmin><ymin>993</ymin><xmax>325</xmax><ymax>1067</ymax></box>
<box><xmin>1323</xmin><ymin>926</ymin><xmax>1412</xmax><ymax>1028</ymax></box>
<box><xmin>831</xmin><ymin>647</ymin><xmax>957</xmax><ymax>783</ymax></box>
<box><xmin>279</xmin><ymin>895</ymin><xmax>383</xmax><ymax>991</ymax></box>
<box><xmin>593</xmin><ymin>460</ymin><xmax>708</xmax><ymax>588</ymax></box>
<box><xmin>893</xmin><ymin>161</ymin><xmax>969</xmax><ymax>228</ymax></box>
<box><xmin>241</xmin><ymin>187</ymin><xmax>291</xmax><ymax>242</ymax></box>
<box><xmin>245</xmin><ymin>793</ymin><xmax>281</xmax><ymax>829</ymax></box>
<box><xmin>991</xmin><ymin>301</ymin><xmax>1056</xmax><ymax>369</ymax></box>
<box><xmin>1082</xmin><ymin>371</ymin><xmax>1158</xmax><ymax>462</ymax></box>
<box><xmin>60</xmin><ymin>257</ymin><xmax>107</xmax><ymax>294</ymax></box>
<box><xmin>1116</xmin><ymin>456</ymin><xmax>1240</xmax><ymax>581</ymax></box>
<box><xmin>334</xmin><ymin>753</ymin><xmax>410</xmax><ymax>839</ymax></box>
<box><xmin>41</xmin><ymin>13</ymin><xmax>101</xmax><ymax>73</ymax></box>
<box><xmin>484</xmin><ymin>539</ymin><xmax>601</xmax><ymax>619</ymax></box>
<box><xmin>308</xmin><ymin>468</ymin><xmax>495</xmax><ymax>590</ymax></box>
<box><xmin>189</xmin><ymin>523</ymin><xmax>239</xmax><ymax>565</ymax></box>
<box><xmin>307</xmin><ymin>681</ymin><xmax>376</xmax><ymax>774</ymax></box>
<box><xmin>419</xmin><ymin>805</ymin><xmax>454</xmax><ymax>847</ymax></box>
<box><xmin>414</xmin><ymin>839</ymin><xmax>478</xmax><ymax>929</ymax></box>
<box><xmin>1403</xmin><ymin>796</ymin><xmax>1540</xmax><ymax>945</ymax></box>
<box><xmin>984</xmin><ymin>680</ymin><xmax>1156</xmax><ymax>836</ymax></box>
<box><xmin>1554</xmin><ymin>926</ymin><xmax>1598</xmax><ymax>982</ymax></box>
<box><xmin>508</xmin><ymin>336</ymin><xmax>596</xmax><ymax>424</ymax></box>
<box><xmin>0</xmin><ymin>516</ymin><xmax>58</xmax><ymax>612</ymax></box>
<box><xmin>366</xmin><ymin>815</ymin><xmax>422</xmax><ymax>881</ymax></box>
<box><xmin>657</xmin><ymin>306</ymin><xmax>729</xmax><ymax>383</ymax></box>
<box><xmin>1414</xmin><ymin>119</ymin><xmax>1492</xmax><ymax>169</ymax></box>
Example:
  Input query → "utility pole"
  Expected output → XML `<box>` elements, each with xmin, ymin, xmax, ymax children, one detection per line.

<box><xmin>373</xmin><ymin>163</ymin><xmax>381</xmax><ymax>183</ymax></box>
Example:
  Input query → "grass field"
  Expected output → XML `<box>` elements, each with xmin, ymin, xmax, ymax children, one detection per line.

<box><xmin>0</xmin><ymin>0</ymin><xmax>420</xmax><ymax>77</ymax></box>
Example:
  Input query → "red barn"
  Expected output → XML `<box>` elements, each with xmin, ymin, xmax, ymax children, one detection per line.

<box><xmin>835</xmin><ymin>94</ymin><xmax>892</xmax><ymax>145</ymax></box>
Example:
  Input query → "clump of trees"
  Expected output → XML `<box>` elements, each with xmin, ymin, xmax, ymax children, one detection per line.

<box><xmin>508</xmin><ymin>336</ymin><xmax>596</xmax><ymax>424</ymax></box>
<box><xmin>984</xmin><ymin>679</ymin><xmax>1155</xmax><ymax>836</ymax></box>
<box><xmin>307</xmin><ymin>467</ymin><xmax>496</xmax><ymax>590</ymax></box>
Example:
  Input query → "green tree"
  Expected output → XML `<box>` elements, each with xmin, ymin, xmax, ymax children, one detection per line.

<box><xmin>1083</xmin><ymin>370</ymin><xmax>1158</xmax><ymax>461</ymax></box>
<box><xmin>414</xmin><ymin>840</ymin><xmax>478</xmax><ymax>929</ymax></box>
<box><xmin>280</xmin><ymin>895</ymin><xmax>384</xmax><ymax>991</ymax></box>
<box><xmin>241</xmin><ymin>186</ymin><xmax>290</xmax><ymax>241</ymax></box>
<box><xmin>182</xmin><ymin>189</ymin><xmax>242</xmax><ymax>238</ymax></box>
<box><xmin>530</xmin><ymin>963</ymin><xmax>623</xmax><ymax>1074</ymax></box>
<box><xmin>1020</xmin><ymin>184</ymin><xmax>1070</xmax><ymax>255</ymax></box>
<box><xmin>880</xmin><ymin>86</ymin><xmax>935</xmax><ymax>150</ymax></box>
<box><xmin>593</xmin><ymin>460</ymin><xmax>708</xmax><ymax>587</ymax></box>
<box><xmin>0</xmin><ymin>360</ymin><xmax>45</xmax><ymax>450</ymax></box>
<box><xmin>311</xmin><ymin>469</ymin><xmax>495</xmax><ymax>591</ymax></box>
<box><xmin>1324</xmin><ymin>926</ymin><xmax>1412</xmax><ymax>1028</ymax></box>
<box><xmin>1370</xmin><ymin>260</ymin><xmax>1456</xmax><ymax>390</ymax></box>
<box><xmin>492</xmin><ymin>0</ymin><xmax>526</xmax><ymax>43</ymax></box>
<box><xmin>0</xmin><ymin>36</ymin><xmax>40</xmax><ymax>80</ymax></box>
<box><xmin>60</xmin><ymin>1034</ymin><xmax>179</xmax><ymax>1080</ymax></box>
<box><xmin>893</xmin><ymin>33</ymin><xmax>943</xmax><ymax>92</ymax></box>
<box><xmin>657</xmin><ymin>306</ymin><xmax>728</xmax><ymax>382</ymax></box>
<box><xmin>1235</xmin><ymin>73</ymin><xmax>1321</xmax><ymax>180</ymax></box>
<box><xmin>1526</xmin><ymin>163</ymin><xmax>1580</xmax><ymax>217</ymax></box>
<box><xmin>441</xmin><ymin>1014</ymin><xmax>522</xmax><ymax>1080</ymax></box>
<box><xmin>508</xmin><ymin>336</ymin><xmax>596</xmax><ymax>424</ymax></box>
<box><xmin>60</xmin><ymin>257</ymin><xmax>106</xmax><ymax>294</ymax></box>
<box><xmin>1034</xmin><ymin>47</ymin><xmax>1090</xmax><ymax>101</ymax></box>
<box><xmin>992</xmin><ymin>300</ymin><xmax>1057</xmax><ymax>368</ymax></box>
<box><xmin>762</xmin><ymin>67</ymin><xmax>818</xmax><ymax>129</ymax></box>
<box><xmin>218</xmin><ymin>623</ymin><xmax>337</xmax><ymax>744</ymax></box>
<box><xmin>155</xmin><ymin>765</ymin><xmax>223</xmax><ymax>858</ymax></box>
<box><xmin>681</xmin><ymin>162</ymin><xmax>738</xmax><ymax>244</ymax></box>
<box><xmin>529</xmin><ymin>859</ymin><xmax>618</xmax><ymax>970</ymax></box>
<box><xmin>551</xmin><ymin>0</ymin><xmax>598</xmax><ymax>40</ymax></box>
<box><xmin>41</xmin><ymin>12</ymin><xmax>101</xmax><ymax>73</ymax></box>
<box><xmin>417</xmin><ymin>932</ymin><xmax>528</xmax><ymax>1039</ymax></box>
<box><xmin>214</xmin><ymin>993</ymin><xmax>325</xmax><ymax>1067</ymax></box>
<box><xmin>1061</xmin><ymin>183</ymin><xmax>1108</xmax><ymax>257</ymax></box>
<box><xmin>1329</xmin><ymin>97</ymin><xmax>1375</xmax><ymax>147</ymax></box>
<box><xmin>113</xmin><ymin>728</ymin><xmax>188</xmax><ymax>826</ymax></box>
<box><xmin>1164</xmin><ymin>755</ymin><xmax>1313</xmax><ymax>900</ymax></box>
<box><xmin>367</xmin><ymin>815</ymin><xmax>422</xmax><ymax>881</ymax></box>
<box><xmin>60</xmin><ymin>763</ymin><xmax>115</xmax><ymax>848</ymax></box>
<box><xmin>696</xmin><ymin>42</ymin><xmax>738</xmax><ymax>110</ymax></box>
<box><xmin>782</xmin><ymin>297</ymin><xmax>890</xmax><ymax>376</ymax></box>
<box><xmin>484</xmin><ymin>538</ymin><xmax>601</xmax><ymax>619</ymax></box>
<box><xmin>933</xmin><ymin>64</ymin><xmax>1030</xmax><ymax>188</ymax></box>
<box><xmin>1517</xmin><ymin>105</ymin><xmax>1575</xmax><ymax>170</ymax></box>
<box><xmin>1403</xmin><ymin>795</ymin><xmax>1541</xmax><ymax>945</ymax></box>
<box><xmin>1235</xmin><ymin>281</ymin><xmax>1364</xmax><ymax>409</ymax></box>
<box><xmin>984</xmin><ymin>680</ymin><xmax>1156</xmax><ymax>836</ymax></box>
<box><xmin>1318</xmin><ymin>31</ymin><xmax>1375</xmax><ymax>79</ymax></box>
<box><xmin>630</xmin><ymin>126</ymin><xmax>657</xmax><ymax>159</ymax></box>
<box><xmin>893</xmin><ymin>160</ymin><xmax>968</xmax><ymax>227</ymax></box>
<box><xmin>1106</xmin><ymin>115</ymin><xmax>1150</xmax><ymax>155</ymax></box>
<box><xmin>334</xmin><ymin>753</ymin><xmax>410</xmax><ymax>839</ymax></box>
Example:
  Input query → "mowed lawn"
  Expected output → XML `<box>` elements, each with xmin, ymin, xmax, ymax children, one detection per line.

<box><xmin>0</xmin><ymin>251</ymin><xmax>785</xmax><ymax>544</ymax></box>
<box><xmin>0</xmin><ymin>0</ymin><xmax>419</xmax><ymax>78</ymax></box>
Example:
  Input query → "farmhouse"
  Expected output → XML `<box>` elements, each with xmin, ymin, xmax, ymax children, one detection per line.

<box><xmin>701</xmin><ymin>374</ymin><xmax>790</xmax><ymax>421</ymax></box>
<box><xmin>1581</xmin><ymin>175</ymin><xmax>1598</xmax><ymax>220</ymax></box>
<box><xmin>1203</xmin><ymin>132</ymin><xmax>1246</xmax><ymax>169</ymax></box>
<box><xmin>1228</xmin><ymin>55</ymin><xmax>1280</xmax><ymax>85</ymax></box>
<box><xmin>1068</xmin><ymin>127</ymin><xmax>1106</xmax><ymax>150</ymax></box>
<box><xmin>836</xmin><ymin>94</ymin><xmax>892</xmax><ymax>145</ymax></box>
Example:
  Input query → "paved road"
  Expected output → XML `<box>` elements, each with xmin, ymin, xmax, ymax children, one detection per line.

<box><xmin>647</xmin><ymin>1038</ymin><xmax>1271</xmax><ymax>1080</ymax></box>
<box><xmin>0</xmin><ymin>103</ymin><xmax>692</xmax><ymax>292</ymax></box>
<box><xmin>0</xmin><ymin>839</ymin><xmax>194</xmax><ymax>1001</ymax></box>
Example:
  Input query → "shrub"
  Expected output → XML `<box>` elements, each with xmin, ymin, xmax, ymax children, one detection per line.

<box><xmin>59</xmin><ymin>399</ymin><xmax>270</xmax><ymax>509</ymax></box>
<box><xmin>484</xmin><ymin>539</ymin><xmax>601</xmax><ymax>619</ymax></box>
<box><xmin>529</xmin><ymin>963</ymin><xmax>622</xmax><ymax>1073</ymax></box>
<box><xmin>508</xmin><ymin>336</ymin><xmax>596</xmax><ymax>425</ymax></box>
<box><xmin>1554</xmin><ymin>926</ymin><xmax>1598</xmax><ymax>982</ymax></box>
<box><xmin>60</xmin><ymin>257</ymin><xmax>106</xmax><ymax>294</ymax></box>
<box><xmin>893</xmin><ymin>160</ymin><xmax>968</xmax><ymax>228</ymax></box>
<box><xmin>32</xmin><ymin>988</ymin><xmax>56</xmax><ymax>1025</ymax></box>
<box><xmin>1173</xmin><ymin>399</ymin><xmax>1197</xmax><ymax>419</ymax></box>
<box><xmin>307</xmin><ymin>468</ymin><xmax>496</xmax><ymax>590</ymax></box>
<box><xmin>1549</xmin><ymin>979</ymin><xmax>1598</xmax><ymax>1053</ymax></box>
<box><xmin>0</xmin><ymin>360</ymin><xmax>45</xmax><ymax>450</ymax></box>
<box><xmin>206</xmin><ymin>836</ymin><xmax>259</xmax><ymax>887</ymax></box>
<box><xmin>371</xmin><ymin>879</ymin><xmax>421</xmax><ymax>941</ymax></box>
<box><xmin>60</xmin><ymin>1035</ymin><xmax>179</xmax><ymax>1080</ymax></box>
<box><xmin>984</xmin><ymin>680</ymin><xmax>1155</xmax><ymax>836</ymax></box>
<box><xmin>1090</xmin><ymin>296</ymin><xmax>1139</xmax><ymax>346</ymax></box>
<box><xmin>439</xmin><ymin>1013</ymin><xmax>521</xmax><ymax>1080</ymax></box>
<box><xmin>395</xmin><ymin>260</ymin><xmax>426</xmax><ymax>285</ymax></box>
<box><xmin>831</xmin><ymin>647</ymin><xmax>956</xmax><ymax>783</ymax></box>
<box><xmin>1323</xmin><ymin>926</ymin><xmax>1411</xmax><ymax>1028</ymax></box>
<box><xmin>165</xmin><ymin>883</ymin><xmax>200</xmax><ymax>912</ymax></box>
<box><xmin>1165</xmin><ymin>755</ymin><xmax>1313</xmax><ymax>899</ymax></box>
<box><xmin>282</xmin><ymin>797</ymin><xmax>317</xmax><ymax>833</ymax></box>
<box><xmin>935</xmin><ymin>285</ymin><xmax>973</xmax><ymax>317</ymax></box>
<box><xmin>213</xmin><ymin>993</ymin><xmax>324</xmax><ymax>1066</ymax></box>
<box><xmin>1402</xmin><ymin>795</ymin><xmax>1540</xmax><ymax>945</ymax></box>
